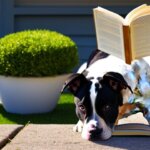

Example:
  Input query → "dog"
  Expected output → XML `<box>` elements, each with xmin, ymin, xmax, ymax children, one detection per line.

<box><xmin>61</xmin><ymin>49</ymin><xmax>150</xmax><ymax>140</ymax></box>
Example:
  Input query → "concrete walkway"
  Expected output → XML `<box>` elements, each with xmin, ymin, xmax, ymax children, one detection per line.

<box><xmin>0</xmin><ymin>124</ymin><xmax>150</xmax><ymax>150</ymax></box>
<box><xmin>0</xmin><ymin>125</ymin><xmax>23</xmax><ymax>149</ymax></box>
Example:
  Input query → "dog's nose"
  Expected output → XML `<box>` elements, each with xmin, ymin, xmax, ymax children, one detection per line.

<box><xmin>89</xmin><ymin>127</ymin><xmax>103</xmax><ymax>140</ymax></box>
<box><xmin>89</xmin><ymin>121</ymin><xmax>98</xmax><ymax>130</ymax></box>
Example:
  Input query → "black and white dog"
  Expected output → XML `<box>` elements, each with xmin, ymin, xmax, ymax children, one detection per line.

<box><xmin>62</xmin><ymin>49</ymin><xmax>150</xmax><ymax>140</ymax></box>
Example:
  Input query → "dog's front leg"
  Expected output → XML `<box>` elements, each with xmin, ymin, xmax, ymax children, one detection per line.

<box><xmin>73</xmin><ymin>120</ymin><xmax>83</xmax><ymax>132</ymax></box>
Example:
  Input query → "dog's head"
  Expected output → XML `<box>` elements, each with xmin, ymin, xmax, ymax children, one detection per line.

<box><xmin>62</xmin><ymin>72</ymin><xmax>132</xmax><ymax>140</ymax></box>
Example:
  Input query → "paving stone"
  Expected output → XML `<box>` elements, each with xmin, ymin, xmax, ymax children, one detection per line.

<box><xmin>0</xmin><ymin>125</ymin><xmax>23</xmax><ymax>149</ymax></box>
<box><xmin>2</xmin><ymin>124</ymin><xmax>150</xmax><ymax>150</ymax></box>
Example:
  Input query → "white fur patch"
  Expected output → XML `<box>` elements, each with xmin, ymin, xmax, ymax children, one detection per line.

<box><xmin>90</xmin><ymin>78</ymin><xmax>98</xmax><ymax>116</ymax></box>
<box><xmin>86</xmin><ymin>55</ymin><xmax>131</xmax><ymax>79</ymax></box>
<box><xmin>73</xmin><ymin>120</ymin><xmax>83</xmax><ymax>132</ymax></box>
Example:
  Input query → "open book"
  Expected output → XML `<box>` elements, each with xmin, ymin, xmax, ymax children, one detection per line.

<box><xmin>93</xmin><ymin>4</ymin><xmax>150</xmax><ymax>64</ymax></box>
<box><xmin>113</xmin><ymin>112</ymin><xmax>150</xmax><ymax>136</ymax></box>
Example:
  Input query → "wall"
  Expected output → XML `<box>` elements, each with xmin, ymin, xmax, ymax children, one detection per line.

<box><xmin>0</xmin><ymin>0</ymin><xmax>150</xmax><ymax>67</ymax></box>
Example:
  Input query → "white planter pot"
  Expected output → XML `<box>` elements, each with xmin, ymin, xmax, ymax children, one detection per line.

<box><xmin>0</xmin><ymin>74</ymin><xmax>69</xmax><ymax>114</ymax></box>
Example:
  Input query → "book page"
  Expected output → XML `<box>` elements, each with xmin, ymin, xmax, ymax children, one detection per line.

<box><xmin>118</xmin><ymin>112</ymin><xmax>149</xmax><ymax>125</ymax></box>
<box><xmin>113</xmin><ymin>123</ymin><xmax>150</xmax><ymax>136</ymax></box>
<box><xmin>93</xmin><ymin>7</ymin><xmax>125</xmax><ymax>60</ymax></box>
<box><xmin>130</xmin><ymin>14</ymin><xmax>150</xmax><ymax>59</ymax></box>
<box><xmin>130</xmin><ymin>6</ymin><xmax>150</xmax><ymax>23</ymax></box>
<box><xmin>124</xmin><ymin>4</ymin><xmax>147</xmax><ymax>25</ymax></box>
<box><xmin>113</xmin><ymin>113</ymin><xmax>150</xmax><ymax>136</ymax></box>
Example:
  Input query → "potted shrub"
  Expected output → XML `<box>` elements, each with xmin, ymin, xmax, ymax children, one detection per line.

<box><xmin>0</xmin><ymin>30</ymin><xmax>78</xmax><ymax>114</ymax></box>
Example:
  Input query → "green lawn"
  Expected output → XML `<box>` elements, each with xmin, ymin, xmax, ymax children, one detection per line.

<box><xmin>0</xmin><ymin>94</ymin><xmax>77</xmax><ymax>125</ymax></box>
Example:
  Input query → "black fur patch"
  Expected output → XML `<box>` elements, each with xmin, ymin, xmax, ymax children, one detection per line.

<box><xmin>95</xmin><ymin>83</ymin><xmax>122</xmax><ymax>125</ymax></box>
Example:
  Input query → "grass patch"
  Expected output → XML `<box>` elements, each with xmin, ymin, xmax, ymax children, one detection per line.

<box><xmin>0</xmin><ymin>94</ymin><xmax>77</xmax><ymax>125</ymax></box>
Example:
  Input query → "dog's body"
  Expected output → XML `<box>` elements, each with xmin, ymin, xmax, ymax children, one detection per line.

<box><xmin>62</xmin><ymin>49</ymin><xmax>150</xmax><ymax>140</ymax></box>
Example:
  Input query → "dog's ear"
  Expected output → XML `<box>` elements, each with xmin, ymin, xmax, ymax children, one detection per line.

<box><xmin>61</xmin><ymin>73</ymin><xmax>88</xmax><ymax>95</ymax></box>
<box><xmin>86</xmin><ymin>49</ymin><xmax>109</xmax><ymax>68</ymax></box>
<box><xmin>102</xmin><ymin>72</ymin><xmax>133</xmax><ymax>93</ymax></box>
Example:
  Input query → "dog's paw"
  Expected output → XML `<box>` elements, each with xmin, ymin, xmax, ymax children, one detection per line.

<box><xmin>73</xmin><ymin>120</ymin><xmax>83</xmax><ymax>132</ymax></box>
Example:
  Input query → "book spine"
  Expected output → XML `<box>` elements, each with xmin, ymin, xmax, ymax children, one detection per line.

<box><xmin>93</xmin><ymin>9</ymin><xmax>99</xmax><ymax>50</ymax></box>
<box><xmin>123</xmin><ymin>25</ymin><xmax>132</xmax><ymax>64</ymax></box>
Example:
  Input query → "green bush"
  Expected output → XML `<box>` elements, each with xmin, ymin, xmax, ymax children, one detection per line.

<box><xmin>0</xmin><ymin>30</ymin><xmax>79</xmax><ymax>77</ymax></box>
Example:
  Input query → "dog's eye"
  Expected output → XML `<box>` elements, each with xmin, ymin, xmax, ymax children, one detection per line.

<box><xmin>78</xmin><ymin>104</ymin><xmax>85</xmax><ymax>112</ymax></box>
<box><xmin>103</xmin><ymin>105</ymin><xmax>111</xmax><ymax>112</ymax></box>
<box><xmin>109</xmin><ymin>80</ymin><xmax>118</xmax><ymax>90</ymax></box>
